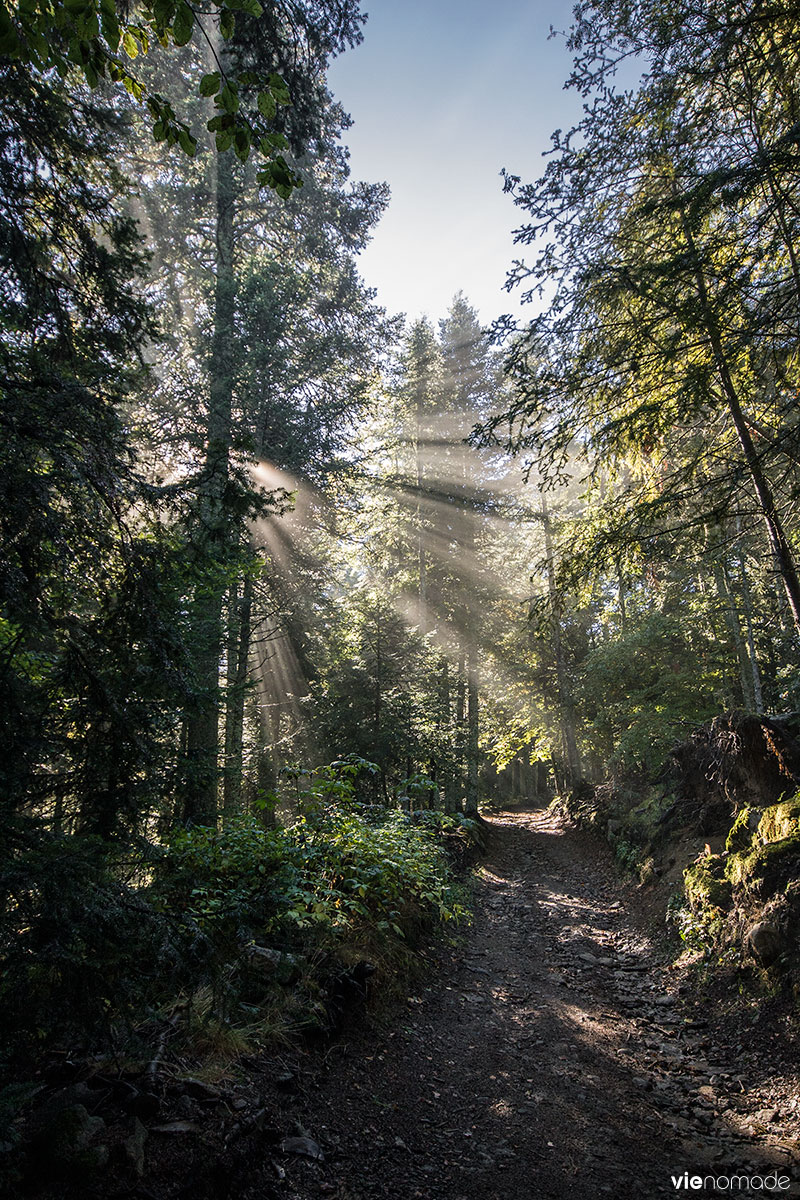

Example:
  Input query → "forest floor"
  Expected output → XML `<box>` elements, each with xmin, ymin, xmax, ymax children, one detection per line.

<box><xmin>223</xmin><ymin>805</ymin><xmax>799</xmax><ymax>1200</ymax></box>
<box><xmin>28</xmin><ymin>805</ymin><xmax>800</xmax><ymax>1200</ymax></box>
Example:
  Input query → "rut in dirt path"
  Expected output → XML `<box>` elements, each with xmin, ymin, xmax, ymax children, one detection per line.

<box><xmin>256</xmin><ymin>807</ymin><xmax>800</xmax><ymax>1200</ymax></box>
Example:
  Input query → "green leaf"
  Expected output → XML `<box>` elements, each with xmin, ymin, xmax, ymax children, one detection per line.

<box><xmin>177</xmin><ymin>127</ymin><xmax>197</xmax><ymax>156</ymax></box>
<box><xmin>100</xmin><ymin>7</ymin><xmax>120</xmax><ymax>48</ymax></box>
<box><xmin>259</xmin><ymin>132</ymin><xmax>287</xmax><ymax>154</ymax></box>
<box><xmin>198</xmin><ymin>71</ymin><xmax>220</xmax><ymax>96</ymax></box>
<box><xmin>233</xmin><ymin>128</ymin><xmax>250</xmax><ymax>162</ymax></box>
<box><xmin>257</xmin><ymin>90</ymin><xmax>276</xmax><ymax>120</ymax></box>
<box><xmin>122</xmin><ymin>29</ymin><xmax>138</xmax><ymax>57</ymax></box>
<box><xmin>123</xmin><ymin>74</ymin><xmax>145</xmax><ymax>100</ymax></box>
<box><xmin>217</xmin><ymin>82</ymin><xmax>239</xmax><ymax>114</ymax></box>
<box><xmin>219</xmin><ymin>7</ymin><xmax>235</xmax><ymax>38</ymax></box>
<box><xmin>171</xmin><ymin>1</ymin><xmax>193</xmax><ymax>46</ymax></box>
<box><xmin>215</xmin><ymin>129</ymin><xmax>234</xmax><ymax>152</ymax></box>
<box><xmin>152</xmin><ymin>0</ymin><xmax>176</xmax><ymax>27</ymax></box>
<box><xmin>0</xmin><ymin>4</ymin><xmax>20</xmax><ymax>56</ymax></box>
<box><xmin>268</xmin><ymin>72</ymin><xmax>290</xmax><ymax>105</ymax></box>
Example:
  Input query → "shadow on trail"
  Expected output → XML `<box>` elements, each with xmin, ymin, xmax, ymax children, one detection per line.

<box><xmin>260</xmin><ymin>806</ymin><xmax>799</xmax><ymax>1200</ymax></box>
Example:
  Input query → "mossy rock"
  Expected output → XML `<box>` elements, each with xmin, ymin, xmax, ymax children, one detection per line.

<box><xmin>684</xmin><ymin>855</ymin><xmax>732</xmax><ymax>914</ymax></box>
<box><xmin>726</xmin><ymin>832</ymin><xmax>800</xmax><ymax>894</ymax></box>
<box><xmin>757</xmin><ymin>794</ymin><xmax>800</xmax><ymax>845</ymax></box>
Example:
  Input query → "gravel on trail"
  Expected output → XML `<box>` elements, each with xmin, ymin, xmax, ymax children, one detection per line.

<box><xmin>240</xmin><ymin>807</ymin><xmax>800</xmax><ymax>1200</ymax></box>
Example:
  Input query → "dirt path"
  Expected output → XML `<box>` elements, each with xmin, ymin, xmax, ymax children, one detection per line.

<box><xmin>177</xmin><ymin>808</ymin><xmax>800</xmax><ymax>1200</ymax></box>
<box><xmin>133</xmin><ymin>806</ymin><xmax>800</xmax><ymax>1200</ymax></box>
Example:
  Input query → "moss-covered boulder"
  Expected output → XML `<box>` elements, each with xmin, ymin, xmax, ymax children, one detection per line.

<box><xmin>726</xmin><ymin>833</ymin><xmax>800</xmax><ymax>895</ymax></box>
<box><xmin>670</xmin><ymin>760</ymin><xmax>800</xmax><ymax>973</ymax></box>
<box><xmin>757</xmin><ymin>794</ymin><xmax>800</xmax><ymax>845</ymax></box>
<box><xmin>725</xmin><ymin>793</ymin><xmax>800</xmax><ymax>896</ymax></box>
<box><xmin>684</xmin><ymin>854</ymin><xmax>732</xmax><ymax>914</ymax></box>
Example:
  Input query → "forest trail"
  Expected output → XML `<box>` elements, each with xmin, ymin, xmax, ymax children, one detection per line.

<box><xmin>242</xmin><ymin>808</ymin><xmax>800</xmax><ymax>1200</ymax></box>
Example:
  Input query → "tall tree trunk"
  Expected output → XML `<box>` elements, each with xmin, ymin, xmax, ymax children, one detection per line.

<box><xmin>440</xmin><ymin>657</ymin><xmax>459</xmax><ymax>814</ymax></box>
<box><xmin>453</xmin><ymin>650</ymin><xmax>466</xmax><ymax>813</ymax></box>
<box><xmin>465</xmin><ymin>647</ymin><xmax>479</xmax><ymax>817</ymax></box>
<box><xmin>416</xmin><ymin>401</ymin><xmax>427</xmax><ymax>631</ymax></box>
<box><xmin>616</xmin><ymin>556</ymin><xmax>627</xmax><ymax>632</ymax></box>
<box><xmin>223</xmin><ymin>578</ymin><xmax>240</xmax><ymax>810</ymax></box>
<box><xmin>243</xmin><ymin>689</ymin><xmax>276</xmax><ymax>826</ymax></box>
<box><xmin>183</xmin><ymin>147</ymin><xmax>237</xmax><ymax>826</ymax></box>
<box><xmin>540</xmin><ymin>490</ymin><xmax>581</xmax><ymax>784</ymax></box>
<box><xmin>736</xmin><ymin>520</ymin><xmax>764</xmax><ymax>715</ymax></box>
<box><xmin>712</xmin><ymin>558</ymin><xmax>754</xmax><ymax>709</ymax></box>
<box><xmin>223</xmin><ymin>571</ymin><xmax>253</xmax><ymax>823</ymax></box>
<box><xmin>373</xmin><ymin>616</ymin><xmax>382</xmax><ymax>803</ymax></box>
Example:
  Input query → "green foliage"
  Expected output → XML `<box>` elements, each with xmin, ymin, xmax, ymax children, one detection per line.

<box><xmin>473</xmin><ymin>0</ymin><xmax>800</xmax><ymax>792</ymax></box>
<box><xmin>667</xmin><ymin>889</ymin><xmax>726</xmax><ymax>954</ymax></box>
<box><xmin>0</xmin><ymin>0</ymin><xmax>315</xmax><ymax>193</ymax></box>
<box><xmin>1</xmin><ymin>759</ymin><xmax>472</xmax><ymax>1056</ymax></box>
<box><xmin>159</xmin><ymin>799</ymin><xmax>467</xmax><ymax>949</ymax></box>
<box><xmin>670</xmin><ymin>855</ymin><xmax>733</xmax><ymax>952</ymax></box>
<box><xmin>296</xmin><ymin>756</ymin><xmax>380</xmax><ymax>814</ymax></box>
<box><xmin>309</xmin><ymin>596</ymin><xmax>459</xmax><ymax>797</ymax></box>
<box><xmin>401</xmin><ymin>773</ymin><xmax>438</xmax><ymax>807</ymax></box>
<box><xmin>613</xmin><ymin>837</ymin><xmax>644</xmax><ymax>876</ymax></box>
<box><xmin>726</xmin><ymin>807</ymin><xmax>756</xmax><ymax>854</ymax></box>
<box><xmin>578</xmin><ymin>612</ymin><xmax>719</xmax><ymax>779</ymax></box>
<box><xmin>0</xmin><ymin>67</ymin><xmax>197</xmax><ymax>838</ymax></box>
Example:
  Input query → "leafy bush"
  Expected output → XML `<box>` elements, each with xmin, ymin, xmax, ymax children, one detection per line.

<box><xmin>666</xmin><ymin>889</ymin><xmax>726</xmax><ymax>953</ymax></box>
<box><xmin>152</xmin><ymin>797</ymin><xmax>471</xmax><ymax>1043</ymax></box>
<box><xmin>1</xmin><ymin>759</ymin><xmax>473</xmax><ymax>1059</ymax></box>
<box><xmin>158</xmin><ymin>804</ymin><xmax>467</xmax><ymax>948</ymax></box>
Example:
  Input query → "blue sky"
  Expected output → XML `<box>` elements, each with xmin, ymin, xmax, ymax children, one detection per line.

<box><xmin>327</xmin><ymin>0</ymin><xmax>583</xmax><ymax>328</ymax></box>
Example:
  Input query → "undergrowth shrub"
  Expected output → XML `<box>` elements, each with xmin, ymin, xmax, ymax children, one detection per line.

<box><xmin>1</xmin><ymin>759</ymin><xmax>475</xmax><ymax>1060</ymax></box>
<box><xmin>157</xmin><ymin>806</ymin><xmax>468</xmax><ymax>951</ymax></box>
<box><xmin>153</xmin><ymin>797</ymin><xmax>472</xmax><ymax>1043</ymax></box>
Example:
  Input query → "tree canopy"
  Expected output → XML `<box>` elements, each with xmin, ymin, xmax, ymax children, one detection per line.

<box><xmin>2</xmin><ymin>0</ymin><xmax>800</xmax><ymax>1094</ymax></box>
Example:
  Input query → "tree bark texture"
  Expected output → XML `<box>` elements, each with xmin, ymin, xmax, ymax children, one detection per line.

<box><xmin>183</xmin><ymin>148</ymin><xmax>237</xmax><ymax>825</ymax></box>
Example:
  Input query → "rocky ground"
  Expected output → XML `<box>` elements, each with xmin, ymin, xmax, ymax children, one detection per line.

<box><xmin>18</xmin><ymin>805</ymin><xmax>800</xmax><ymax>1200</ymax></box>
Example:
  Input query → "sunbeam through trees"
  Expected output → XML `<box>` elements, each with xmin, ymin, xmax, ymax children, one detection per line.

<box><xmin>2</xmin><ymin>2</ymin><xmax>800</xmax><ymax>1196</ymax></box>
